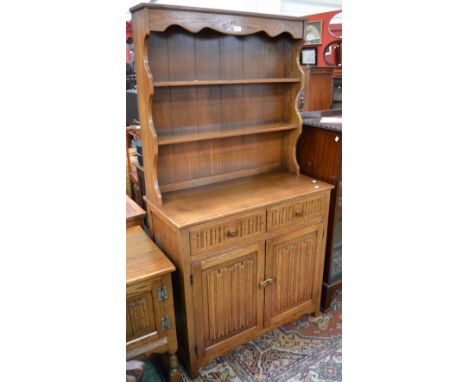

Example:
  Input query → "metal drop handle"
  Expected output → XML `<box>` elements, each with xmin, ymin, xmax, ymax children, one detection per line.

<box><xmin>335</xmin><ymin>136</ymin><xmax>340</xmax><ymax>142</ymax></box>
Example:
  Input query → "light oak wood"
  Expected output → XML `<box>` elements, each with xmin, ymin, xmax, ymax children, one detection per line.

<box><xmin>126</xmin><ymin>227</ymin><xmax>180</xmax><ymax>382</ymax></box>
<box><xmin>127</xmin><ymin>226</ymin><xmax>175</xmax><ymax>284</ymax></box>
<box><xmin>154</xmin><ymin>78</ymin><xmax>301</xmax><ymax>87</ymax></box>
<box><xmin>267</xmin><ymin>193</ymin><xmax>327</xmax><ymax>232</ymax></box>
<box><xmin>192</xmin><ymin>243</ymin><xmax>265</xmax><ymax>359</ymax></box>
<box><xmin>157</xmin><ymin>122</ymin><xmax>296</xmax><ymax>146</ymax></box>
<box><xmin>134</xmin><ymin>6</ymin><xmax>305</xmax><ymax>198</ymax></box>
<box><xmin>126</xmin><ymin>195</ymin><xmax>146</xmax><ymax>228</ymax></box>
<box><xmin>130</xmin><ymin>4</ymin><xmax>305</xmax><ymax>38</ymax></box>
<box><xmin>153</xmin><ymin>172</ymin><xmax>332</xmax><ymax>229</ymax></box>
<box><xmin>131</xmin><ymin>4</ymin><xmax>333</xmax><ymax>378</ymax></box>
<box><xmin>264</xmin><ymin>224</ymin><xmax>323</xmax><ymax>327</ymax></box>
<box><xmin>189</xmin><ymin>210</ymin><xmax>266</xmax><ymax>256</ymax></box>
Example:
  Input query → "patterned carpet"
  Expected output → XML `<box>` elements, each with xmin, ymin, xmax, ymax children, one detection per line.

<box><xmin>180</xmin><ymin>290</ymin><xmax>342</xmax><ymax>382</ymax></box>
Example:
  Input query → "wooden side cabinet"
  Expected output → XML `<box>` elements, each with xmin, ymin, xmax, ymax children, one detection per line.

<box><xmin>297</xmin><ymin>111</ymin><xmax>342</xmax><ymax>311</ymax></box>
<box><xmin>126</xmin><ymin>195</ymin><xmax>146</xmax><ymax>229</ymax></box>
<box><xmin>126</xmin><ymin>226</ymin><xmax>180</xmax><ymax>382</ymax></box>
<box><xmin>302</xmin><ymin>66</ymin><xmax>334</xmax><ymax>111</ymax></box>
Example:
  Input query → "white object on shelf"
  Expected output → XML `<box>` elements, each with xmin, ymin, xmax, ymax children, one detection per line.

<box><xmin>320</xmin><ymin>117</ymin><xmax>342</xmax><ymax>123</ymax></box>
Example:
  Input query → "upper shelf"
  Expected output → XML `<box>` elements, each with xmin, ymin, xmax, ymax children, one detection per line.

<box><xmin>154</xmin><ymin>78</ymin><xmax>301</xmax><ymax>88</ymax></box>
<box><xmin>157</xmin><ymin>122</ymin><xmax>297</xmax><ymax>145</ymax></box>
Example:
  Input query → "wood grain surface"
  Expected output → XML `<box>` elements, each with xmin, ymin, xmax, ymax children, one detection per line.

<box><xmin>126</xmin><ymin>226</ymin><xmax>176</xmax><ymax>284</ymax></box>
<box><xmin>153</xmin><ymin>172</ymin><xmax>333</xmax><ymax>229</ymax></box>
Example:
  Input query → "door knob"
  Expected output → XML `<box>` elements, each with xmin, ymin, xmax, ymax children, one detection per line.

<box><xmin>227</xmin><ymin>229</ymin><xmax>238</xmax><ymax>237</ymax></box>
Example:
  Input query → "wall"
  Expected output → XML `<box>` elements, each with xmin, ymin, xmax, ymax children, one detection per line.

<box><xmin>305</xmin><ymin>10</ymin><xmax>341</xmax><ymax>68</ymax></box>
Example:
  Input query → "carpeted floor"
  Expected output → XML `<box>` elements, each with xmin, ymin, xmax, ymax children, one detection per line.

<box><xmin>146</xmin><ymin>290</ymin><xmax>341</xmax><ymax>382</ymax></box>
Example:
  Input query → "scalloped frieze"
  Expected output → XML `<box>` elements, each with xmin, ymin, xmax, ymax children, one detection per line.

<box><xmin>148</xmin><ymin>10</ymin><xmax>304</xmax><ymax>39</ymax></box>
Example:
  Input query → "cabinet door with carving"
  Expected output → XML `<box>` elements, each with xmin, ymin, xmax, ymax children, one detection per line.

<box><xmin>192</xmin><ymin>242</ymin><xmax>265</xmax><ymax>359</ymax></box>
<box><xmin>264</xmin><ymin>224</ymin><xmax>324</xmax><ymax>327</ymax></box>
<box><xmin>126</xmin><ymin>278</ymin><xmax>166</xmax><ymax>359</ymax></box>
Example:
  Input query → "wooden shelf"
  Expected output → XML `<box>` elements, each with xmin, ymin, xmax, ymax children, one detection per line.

<box><xmin>154</xmin><ymin>78</ymin><xmax>301</xmax><ymax>87</ymax></box>
<box><xmin>157</xmin><ymin>122</ymin><xmax>297</xmax><ymax>145</ymax></box>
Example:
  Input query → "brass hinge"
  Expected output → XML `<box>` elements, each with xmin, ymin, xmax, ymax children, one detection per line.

<box><xmin>161</xmin><ymin>316</ymin><xmax>171</xmax><ymax>330</ymax></box>
<box><xmin>190</xmin><ymin>274</ymin><xmax>193</xmax><ymax>285</ymax></box>
<box><xmin>157</xmin><ymin>285</ymin><xmax>168</xmax><ymax>302</ymax></box>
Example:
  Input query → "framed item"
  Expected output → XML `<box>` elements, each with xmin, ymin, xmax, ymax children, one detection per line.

<box><xmin>301</xmin><ymin>47</ymin><xmax>317</xmax><ymax>66</ymax></box>
<box><xmin>304</xmin><ymin>21</ymin><xmax>322</xmax><ymax>45</ymax></box>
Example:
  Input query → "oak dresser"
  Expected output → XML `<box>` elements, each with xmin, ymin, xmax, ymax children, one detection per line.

<box><xmin>130</xmin><ymin>3</ymin><xmax>334</xmax><ymax>377</ymax></box>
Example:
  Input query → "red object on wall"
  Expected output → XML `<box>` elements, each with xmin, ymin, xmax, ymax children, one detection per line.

<box><xmin>126</xmin><ymin>21</ymin><xmax>133</xmax><ymax>41</ymax></box>
<box><xmin>305</xmin><ymin>10</ymin><xmax>341</xmax><ymax>68</ymax></box>
<box><xmin>126</xmin><ymin>21</ymin><xmax>133</xmax><ymax>64</ymax></box>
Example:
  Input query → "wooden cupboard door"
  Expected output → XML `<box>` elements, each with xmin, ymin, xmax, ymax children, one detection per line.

<box><xmin>192</xmin><ymin>242</ymin><xmax>265</xmax><ymax>359</ymax></box>
<box><xmin>264</xmin><ymin>224</ymin><xmax>324</xmax><ymax>327</ymax></box>
<box><xmin>126</xmin><ymin>279</ymin><xmax>166</xmax><ymax>359</ymax></box>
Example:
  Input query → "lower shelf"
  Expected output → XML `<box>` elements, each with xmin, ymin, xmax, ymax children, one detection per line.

<box><xmin>157</xmin><ymin>122</ymin><xmax>297</xmax><ymax>145</ymax></box>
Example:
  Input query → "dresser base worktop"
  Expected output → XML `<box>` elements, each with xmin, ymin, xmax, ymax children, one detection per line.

<box><xmin>149</xmin><ymin>171</ymin><xmax>333</xmax><ymax>229</ymax></box>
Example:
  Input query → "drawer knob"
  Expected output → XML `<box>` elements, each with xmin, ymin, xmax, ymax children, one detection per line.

<box><xmin>227</xmin><ymin>229</ymin><xmax>238</xmax><ymax>237</ymax></box>
<box><xmin>259</xmin><ymin>278</ymin><xmax>274</xmax><ymax>288</ymax></box>
<box><xmin>295</xmin><ymin>210</ymin><xmax>304</xmax><ymax>217</ymax></box>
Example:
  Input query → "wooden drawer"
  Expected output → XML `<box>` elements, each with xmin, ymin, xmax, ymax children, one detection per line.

<box><xmin>190</xmin><ymin>211</ymin><xmax>266</xmax><ymax>255</ymax></box>
<box><xmin>267</xmin><ymin>194</ymin><xmax>326</xmax><ymax>232</ymax></box>
<box><xmin>126</xmin><ymin>280</ymin><xmax>156</xmax><ymax>295</ymax></box>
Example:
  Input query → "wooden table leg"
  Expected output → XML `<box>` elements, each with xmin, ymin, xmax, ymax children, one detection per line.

<box><xmin>168</xmin><ymin>352</ymin><xmax>181</xmax><ymax>382</ymax></box>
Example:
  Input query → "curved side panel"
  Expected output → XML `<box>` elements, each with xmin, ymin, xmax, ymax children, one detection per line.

<box><xmin>133</xmin><ymin>9</ymin><xmax>163</xmax><ymax>205</ymax></box>
<box><xmin>291</xmin><ymin>39</ymin><xmax>305</xmax><ymax>174</ymax></box>
<box><xmin>283</xmin><ymin>39</ymin><xmax>304</xmax><ymax>175</ymax></box>
<box><xmin>148</xmin><ymin>10</ymin><xmax>304</xmax><ymax>39</ymax></box>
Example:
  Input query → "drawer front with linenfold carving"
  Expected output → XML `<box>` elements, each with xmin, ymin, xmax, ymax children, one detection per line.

<box><xmin>267</xmin><ymin>194</ymin><xmax>326</xmax><ymax>232</ymax></box>
<box><xmin>190</xmin><ymin>211</ymin><xmax>266</xmax><ymax>255</ymax></box>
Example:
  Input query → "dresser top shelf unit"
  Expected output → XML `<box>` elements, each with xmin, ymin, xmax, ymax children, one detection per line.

<box><xmin>132</xmin><ymin>3</ymin><xmax>307</xmax><ymax>205</ymax></box>
<box><xmin>150</xmin><ymin>171</ymin><xmax>333</xmax><ymax>228</ymax></box>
